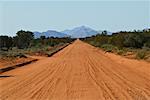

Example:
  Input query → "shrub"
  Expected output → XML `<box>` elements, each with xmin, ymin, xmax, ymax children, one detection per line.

<box><xmin>101</xmin><ymin>44</ymin><xmax>118</xmax><ymax>52</ymax></box>
<box><xmin>0</xmin><ymin>50</ymin><xmax>27</xmax><ymax>58</ymax></box>
<box><xmin>14</xmin><ymin>53</ymin><xmax>27</xmax><ymax>58</ymax></box>
<box><xmin>136</xmin><ymin>50</ymin><xmax>146</xmax><ymax>59</ymax></box>
<box><xmin>117</xmin><ymin>49</ymin><xmax>125</xmax><ymax>55</ymax></box>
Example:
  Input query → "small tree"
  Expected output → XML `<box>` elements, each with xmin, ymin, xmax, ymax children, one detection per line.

<box><xmin>123</xmin><ymin>33</ymin><xmax>144</xmax><ymax>48</ymax></box>
<box><xmin>0</xmin><ymin>36</ymin><xmax>13</xmax><ymax>50</ymax></box>
<box><xmin>15</xmin><ymin>30</ymin><xmax>34</xmax><ymax>49</ymax></box>
<box><xmin>101</xmin><ymin>30</ymin><xmax>107</xmax><ymax>36</ymax></box>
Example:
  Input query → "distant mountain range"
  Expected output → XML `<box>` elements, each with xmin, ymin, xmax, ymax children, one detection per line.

<box><xmin>33</xmin><ymin>26</ymin><xmax>111</xmax><ymax>38</ymax></box>
<box><xmin>61</xmin><ymin>26</ymin><xmax>98</xmax><ymax>38</ymax></box>
<box><xmin>33</xmin><ymin>30</ymin><xmax>68</xmax><ymax>38</ymax></box>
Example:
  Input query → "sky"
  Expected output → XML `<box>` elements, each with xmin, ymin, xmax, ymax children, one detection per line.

<box><xmin>0</xmin><ymin>0</ymin><xmax>150</xmax><ymax>36</ymax></box>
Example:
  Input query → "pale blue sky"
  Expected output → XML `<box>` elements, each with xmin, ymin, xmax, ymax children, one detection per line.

<box><xmin>0</xmin><ymin>0</ymin><xmax>150</xmax><ymax>36</ymax></box>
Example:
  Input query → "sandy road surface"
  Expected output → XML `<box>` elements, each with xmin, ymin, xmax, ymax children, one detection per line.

<box><xmin>0</xmin><ymin>40</ymin><xmax>150</xmax><ymax>100</ymax></box>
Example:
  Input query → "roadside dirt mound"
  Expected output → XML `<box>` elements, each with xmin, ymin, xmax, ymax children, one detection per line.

<box><xmin>0</xmin><ymin>57</ymin><xmax>34</xmax><ymax>69</ymax></box>
<box><xmin>0</xmin><ymin>40</ymin><xmax>150</xmax><ymax>100</ymax></box>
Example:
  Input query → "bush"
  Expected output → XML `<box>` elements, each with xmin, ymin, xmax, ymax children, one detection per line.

<box><xmin>117</xmin><ymin>49</ymin><xmax>125</xmax><ymax>55</ymax></box>
<box><xmin>0</xmin><ymin>50</ymin><xmax>27</xmax><ymax>58</ymax></box>
<box><xmin>144</xmin><ymin>41</ymin><xmax>150</xmax><ymax>48</ymax></box>
<box><xmin>136</xmin><ymin>50</ymin><xmax>146</xmax><ymax>59</ymax></box>
<box><xmin>14</xmin><ymin>53</ymin><xmax>27</xmax><ymax>58</ymax></box>
<box><xmin>101</xmin><ymin>44</ymin><xmax>118</xmax><ymax>52</ymax></box>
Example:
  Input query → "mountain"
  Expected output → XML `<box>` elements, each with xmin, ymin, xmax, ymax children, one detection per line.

<box><xmin>62</xmin><ymin>26</ymin><xmax>98</xmax><ymax>38</ymax></box>
<box><xmin>33</xmin><ymin>31</ymin><xmax>41</xmax><ymax>39</ymax></box>
<box><xmin>42</xmin><ymin>30</ymin><xmax>68</xmax><ymax>38</ymax></box>
<box><xmin>34</xmin><ymin>30</ymin><xmax>68</xmax><ymax>38</ymax></box>
<box><xmin>34</xmin><ymin>26</ymin><xmax>112</xmax><ymax>38</ymax></box>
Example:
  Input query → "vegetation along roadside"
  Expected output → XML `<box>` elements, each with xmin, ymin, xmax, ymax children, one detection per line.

<box><xmin>0</xmin><ymin>30</ymin><xmax>75</xmax><ymax>73</ymax></box>
<box><xmin>81</xmin><ymin>29</ymin><xmax>150</xmax><ymax>62</ymax></box>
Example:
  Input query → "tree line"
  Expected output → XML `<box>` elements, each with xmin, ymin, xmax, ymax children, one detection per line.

<box><xmin>81</xmin><ymin>29</ymin><xmax>150</xmax><ymax>49</ymax></box>
<box><xmin>1</xmin><ymin>29</ymin><xmax>149</xmax><ymax>51</ymax></box>
<box><xmin>0</xmin><ymin>30</ymin><xmax>74</xmax><ymax>51</ymax></box>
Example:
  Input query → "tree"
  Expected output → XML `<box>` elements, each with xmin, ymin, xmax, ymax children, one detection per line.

<box><xmin>142</xmin><ymin>29</ymin><xmax>150</xmax><ymax>48</ymax></box>
<box><xmin>40</xmin><ymin>36</ymin><xmax>46</xmax><ymax>45</ymax></box>
<box><xmin>101</xmin><ymin>30</ymin><xmax>107</xmax><ymax>36</ymax></box>
<box><xmin>0</xmin><ymin>36</ymin><xmax>13</xmax><ymax>50</ymax></box>
<box><xmin>123</xmin><ymin>33</ymin><xmax>144</xmax><ymax>48</ymax></box>
<box><xmin>109</xmin><ymin>33</ymin><xmax>125</xmax><ymax>48</ymax></box>
<box><xmin>15</xmin><ymin>30</ymin><xmax>34</xmax><ymax>49</ymax></box>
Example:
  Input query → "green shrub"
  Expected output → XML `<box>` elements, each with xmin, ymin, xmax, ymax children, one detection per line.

<box><xmin>0</xmin><ymin>50</ymin><xmax>27</xmax><ymax>58</ymax></box>
<box><xmin>136</xmin><ymin>50</ymin><xmax>146</xmax><ymax>59</ymax></box>
<box><xmin>101</xmin><ymin>44</ymin><xmax>118</xmax><ymax>52</ymax></box>
<box><xmin>117</xmin><ymin>49</ymin><xmax>124</xmax><ymax>55</ymax></box>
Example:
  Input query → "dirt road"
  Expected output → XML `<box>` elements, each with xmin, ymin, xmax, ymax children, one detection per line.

<box><xmin>0</xmin><ymin>40</ymin><xmax>150</xmax><ymax>100</ymax></box>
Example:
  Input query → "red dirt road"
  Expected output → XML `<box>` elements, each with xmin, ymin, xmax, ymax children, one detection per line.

<box><xmin>0</xmin><ymin>40</ymin><xmax>150</xmax><ymax>100</ymax></box>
